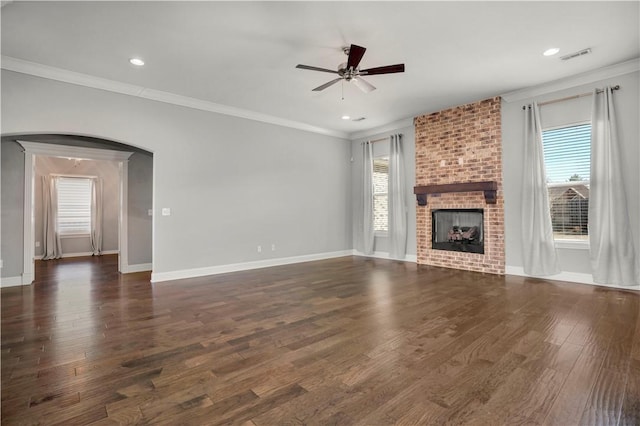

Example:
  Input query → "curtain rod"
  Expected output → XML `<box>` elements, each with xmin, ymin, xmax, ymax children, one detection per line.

<box><xmin>369</xmin><ymin>137</ymin><xmax>388</xmax><ymax>144</ymax></box>
<box><xmin>522</xmin><ymin>85</ymin><xmax>620</xmax><ymax>110</ymax></box>
<box><xmin>50</xmin><ymin>173</ymin><xmax>98</xmax><ymax>179</ymax></box>
<box><xmin>361</xmin><ymin>135</ymin><xmax>403</xmax><ymax>144</ymax></box>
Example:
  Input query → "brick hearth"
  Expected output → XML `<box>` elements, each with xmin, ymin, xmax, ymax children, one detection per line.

<box><xmin>414</xmin><ymin>97</ymin><xmax>504</xmax><ymax>274</ymax></box>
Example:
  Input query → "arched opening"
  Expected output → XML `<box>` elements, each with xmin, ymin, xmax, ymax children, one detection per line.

<box><xmin>1</xmin><ymin>133</ymin><xmax>153</xmax><ymax>286</ymax></box>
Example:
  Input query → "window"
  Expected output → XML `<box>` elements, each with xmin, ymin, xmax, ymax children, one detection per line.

<box><xmin>57</xmin><ymin>177</ymin><xmax>92</xmax><ymax>235</ymax></box>
<box><xmin>373</xmin><ymin>157</ymin><xmax>389</xmax><ymax>233</ymax></box>
<box><xmin>541</xmin><ymin>123</ymin><xmax>590</xmax><ymax>241</ymax></box>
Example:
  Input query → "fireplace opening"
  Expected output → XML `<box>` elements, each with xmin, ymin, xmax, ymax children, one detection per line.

<box><xmin>432</xmin><ymin>209</ymin><xmax>484</xmax><ymax>254</ymax></box>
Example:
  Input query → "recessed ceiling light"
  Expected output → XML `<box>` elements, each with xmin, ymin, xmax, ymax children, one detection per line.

<box><xmin>129</xmin><ymin>58</ymin><xmax>145</xmax><ymax>66</ymax></box>
<box><xmin>543</xmin><ymin>48</ymin><xmax>560</xmax><ymax>57</ymax></box>
<box><xmin>341</xmin><ymin>115</ymin><xmax>350</xmax><ymax>120</ymax></box>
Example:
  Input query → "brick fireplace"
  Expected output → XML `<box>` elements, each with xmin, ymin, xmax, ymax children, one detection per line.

<box><xmin>414</xmin><ymin>97</ymin><xmax>504</xmax><ymax>274</ymax></box>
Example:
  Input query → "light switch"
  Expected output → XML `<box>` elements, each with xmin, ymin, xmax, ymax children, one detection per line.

<box><xmin>161</xmin><ymin>208</ymin><xmax>171</xmax><ymax>216</ymax></box>
<box><xmin>148</xmin><ymin>209</ymin><xmax>153</xmax><ymax>216</ymax></box>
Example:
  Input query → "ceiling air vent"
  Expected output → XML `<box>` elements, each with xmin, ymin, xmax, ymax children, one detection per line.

<box><xmin>560</xmin><ymin>48</ymin><xmax>592</xmax><ymax>61</ymax></box>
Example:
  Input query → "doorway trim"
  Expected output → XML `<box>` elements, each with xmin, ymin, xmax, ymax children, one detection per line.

<box><xmin>17</xmin><ymin>141</ymin><xmax>133</xmax><ymax>284</ymax></box>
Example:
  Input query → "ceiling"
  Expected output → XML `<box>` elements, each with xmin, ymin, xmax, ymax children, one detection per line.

<box><xmin>1</xmin><ymin>1</ymin><xmax>638</xmax><ymax>138</ymax></box>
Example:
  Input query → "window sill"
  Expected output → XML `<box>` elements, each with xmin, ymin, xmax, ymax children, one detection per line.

<box><xmin>555</xmin><ymin>239</ymin><xmax>589</xmax><ymax>250</ymax></box>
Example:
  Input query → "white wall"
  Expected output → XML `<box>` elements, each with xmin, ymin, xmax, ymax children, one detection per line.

<box><xmin>502</xmin><ymin>70</ymin><xmax>639</xmax><ymax>283</ymax></box>
<box><xmin>1</xmin><ymin>70</ymin><xmax>352</xmax><ymax>280</ymax></box>
<box><xmin>351</xmin><ymin>122</ymin><xmax>417</xmax><ymax>259</ymax></box>
<box><xmin>33</xmin><ymin>156</ymin><xmax>120</xmax><ymax>256</ymax></box>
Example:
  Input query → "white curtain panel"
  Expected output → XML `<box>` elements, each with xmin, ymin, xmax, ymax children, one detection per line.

<box><xmin>362</xmin><ymin>141</ymin><xmax>375</xmax><ymax>255</ymax></box>
<box><xmin>388</xmin><ymin>134</ymin><xmax>407</xmax><ymax>259</ymax></box>
<box><xmin>589</xmin><ymin>87</ymin><xmax>639</xmax><ymax>286</ymax></box>
<box><xmin>42</xmin><ymin>175</ymin><xmax>62</xmax><ymax>260</ymax></box>
<box><xmin>521</xmin><ymin>103</ymin><xmax>560</xmax><ymax>276</ymax></box>
<box><xmin>90</xmin><ymin>177</ymin><xmax>103</xmax><ymax>256</ymax></box>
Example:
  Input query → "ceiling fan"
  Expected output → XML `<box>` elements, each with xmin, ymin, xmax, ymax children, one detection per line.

<box><xmin>296</xmin><ymin>44</ymin><xmax>405</xmax><ymax>93</ymax></box>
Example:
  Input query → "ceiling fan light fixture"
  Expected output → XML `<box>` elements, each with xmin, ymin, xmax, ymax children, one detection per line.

<box><xmin>129</xmin><ymin>57</ymin><xmax>145</xmax><ymax>66</ymax></box>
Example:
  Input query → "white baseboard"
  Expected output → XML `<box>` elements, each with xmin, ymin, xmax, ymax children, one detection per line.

<box><xmin>34</xmin><ymin>249</ymin><xmax>119</xmax><ymax>260</ymax></box>
<box><xmin>151</xmin><ymin>250</ymin><xmax>354</xmax><ymax>283</ymax></box>
<box><xmin>352</xmin><ymin>250</ymin><xmax>418</xmax><ymax>263</ymax></box>
<box><xmin>121</xmin><ymin>263</ymin><xmax>152</xmax><ymax>273</ymax></box>
<box><xmin>505</xmin><ymin>266</ymin><xmax>640</xmax><ymax>291</ymax></box>
<box><xmin>1</xmin><ymin>276</ymin><xmax>24</xmax><ymax>288</ymax></box>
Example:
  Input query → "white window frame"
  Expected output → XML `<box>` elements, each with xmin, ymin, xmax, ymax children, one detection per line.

<box><xmin>541</xmin><ymin>121</ymin><xmax>591</xmax><ymax>250</ymax></box>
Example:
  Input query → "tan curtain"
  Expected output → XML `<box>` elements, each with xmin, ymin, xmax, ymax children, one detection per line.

<box><xmin>521</xmin><ymin>103</ymin><xmax>559</xmax><ymax>276</ymax></box>
<box><xmin>362</xmin><ymin>141</ymin><xmax>374</xmax><ymax>255</ymax></box>
<box><xmin>42</xmin><ymin>175</ymin><xmax>62</xmax><ymax>260</ymax></box>
<box><xmin>388</xmin><ymin>134</ymin><xmax>407</xmax><ymax>259</ymax></box>
<box><xmin>90</xmin><ymin>177</ymin><xmax>103</xmax><ymax>256</ymax></box>
<box><xmin>589</xmin><ymin>87</ymin><xmax>638</xmax><ymax>285</ymax></box>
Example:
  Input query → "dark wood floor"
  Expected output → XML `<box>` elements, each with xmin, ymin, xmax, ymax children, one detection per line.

<box><xmin>2</xmin><ymin>255</ymin><xmax>639</xmax><ymax>425</ymax></box>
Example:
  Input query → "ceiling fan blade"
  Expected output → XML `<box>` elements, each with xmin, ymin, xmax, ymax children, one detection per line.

<box><xmin>352</xmin><ymin>77</ymin><xmax>376</xmax><ymax>93</ymax></box>
<box><xmin>312</xmin><ymin>78</ymin><xmax>342</xmax><ymax>91</ymax></box>
<box><xmin>347</xmin><ymin>44</ymin><xmax>366</xmax><ymax>70</ymax></box>
<box><xmin>360</xmin><ymin>64</ymin><xmax>405</xmax><ymax>75</ymax></box>
<box><xmin>296</xmin><ymin>64</ymin><xmax>339</xmax><ymax>74</ymax></box>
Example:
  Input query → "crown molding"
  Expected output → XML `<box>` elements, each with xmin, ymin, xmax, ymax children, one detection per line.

<box><xmin>1</xmin><ymin>56</ymin><xmax>349</xmax><ymax>139</ymax></box>
<box><xmin>501</xmin><ymin>58</ymin><xmax>640</xmax><ymax>103</ymax></box>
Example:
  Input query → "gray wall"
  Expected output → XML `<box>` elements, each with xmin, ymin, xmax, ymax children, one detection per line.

<box><xmin>34</xmin><ymin>156</ymin><xmax>120</xmax><ymax>256</ymax></box>
<box><xmin>351</xmin><ymin>123</ymin><xmax>417</xmax><ymax>257</ymax></box>
<box><xmin>128</xmin><ymin>152</ymin><xmax>153</xmax><ymax>265</ymax></box>
<box><xmin>1</xmin><ymin>70</ymin><xmax>351</xmax><ymax>277</ymax></box>
<box><xmin>502</xmin><ymin>70</ymin><xmax>640</xmax><ymax>275</ymax></box>
<box><xmin>1</xmin><ymin>141</ymin><xmax>25</xmax><ymax>277</ymax></box>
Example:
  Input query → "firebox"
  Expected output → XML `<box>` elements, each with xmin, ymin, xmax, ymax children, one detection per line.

<box><xmin>432</xmin><ymin>209</ymin><xmax>484</xmax><ymax>254</ymax></box>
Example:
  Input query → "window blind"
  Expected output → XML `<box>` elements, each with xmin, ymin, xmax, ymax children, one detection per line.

<box><xmin>57</xmin><ymin>177</ymin><xmax>92</xmax><ymax>234</ymax></box>
<box><xmin>373</xmin><ymin>158</ymin><xmax>389</xmax><ymax>232</ymax></box>
<box><xmin>542</xmin><ymin>123</ymin><xmax>591</xmax><ymax>239</ymax></box>
<box><xmin>542</xmin><ymin>123</ymin><xmax>591</xmax><ymax>183</ymax></box>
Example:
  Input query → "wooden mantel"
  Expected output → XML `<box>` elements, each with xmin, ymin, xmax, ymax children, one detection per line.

<box><xmin>413</xmin><ymin>181</ymin><xmax>497</xmax><ymax>205</ymax></box>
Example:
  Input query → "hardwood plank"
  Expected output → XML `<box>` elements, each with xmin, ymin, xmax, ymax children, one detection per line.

<box><xmin>2</xmin><ymin>254</ymin><xmax>639</xmax><ymax>425</ymax></box>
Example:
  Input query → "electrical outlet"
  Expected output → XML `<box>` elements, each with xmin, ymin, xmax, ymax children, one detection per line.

<box><xmin>162</xmin><ymin>208</ymin><xmax>171</xmax><ymax>216</ymax></box>
<box><xmin>35</xmin><ymin>241</ymin><xmax>40</xmax><ymax>247</ymax></box>
<box><xmin>271</xmin><ymin>244</ymin><xmax>276</xmax><ymax>251</ymax></box>
<box><xmin>257</xmin><ymin>245</ymin><xmax>262</xmax><ymax>253</ymax></box>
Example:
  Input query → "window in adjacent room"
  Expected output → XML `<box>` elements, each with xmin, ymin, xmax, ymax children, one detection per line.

<box><xmin>541</xmin><ymin>122</ymin><xmax>591</xmax><ymax>241</ymax></box>
<box><xmin>373</xmin><ymin>156</ymin><xmax>389</xmax><ymax>234</ymax></box>
<box><xmin>57</xmin><ymin>176</ymin><xmax>92</xmax><ymax>235</ymax></box>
